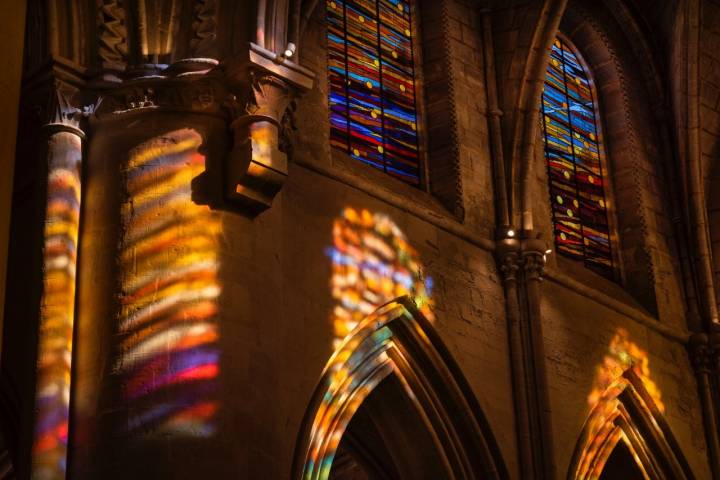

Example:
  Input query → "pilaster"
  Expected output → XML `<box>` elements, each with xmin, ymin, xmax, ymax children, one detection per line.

<box><xmin>496</xmin><ymin>232</ymin><xmax>555</xmax><ymax>479</ymax></box>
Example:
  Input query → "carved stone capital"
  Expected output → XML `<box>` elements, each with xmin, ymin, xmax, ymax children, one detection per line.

<box><xmin>222</xmin><ymin>43</ymin><xmax>315</xmax><ymax>215</ymax></box>
<box><xmin>499</xmin><ymin>252</ymin><xmax>520</xmax><ymax>283</ymax></box>
<box><xmin>520</xmin><ymin>236</ymin><xmax>547</xmax><ymax>281</ymax></box>
<box><xmin>521</xmin><ymin>251</ymin><xmax>546</xmax><ymax>281</ymax></box>
<box><xmin>22</xmin><ymin>61</ymin><xmax>92</xmax><ymax>139</ymax></box>
<box><xmin>43</xmin><ymin>82</ymin><xmax>86</xmax><ymax>138</ymax></box>
<box><xmin>495</xmin><ymin>237</ymin><xmax>521</xmax><ymax>284</ymax></box>
<box><xmin>690</xmin><ymin>333</ymin><xmax>713</xmax><ymax>375</ymax></box>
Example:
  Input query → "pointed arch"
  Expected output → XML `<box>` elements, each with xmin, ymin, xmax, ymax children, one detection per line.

<box><xmin>568</xmin><ymin>368</ymin><xmax>695</xmax><ymax>480</ymax></box>
<box><xmin>292</xmin><ymin>296</ymin><xmax>508</xmax><ymax>480</ymax></box>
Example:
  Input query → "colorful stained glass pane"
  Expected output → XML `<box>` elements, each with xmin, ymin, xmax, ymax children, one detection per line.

<box><xmin>541</xmin><ymin>37</ymin><xmax>613</xmax><ymax>278</ymax></box>
<box><xmin>327</xmin><ymin>0</ymin><xmax>421</xmax><ymax>185</ymax></box>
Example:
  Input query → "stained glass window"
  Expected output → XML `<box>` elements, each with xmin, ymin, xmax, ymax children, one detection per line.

<box><xmin>327</xmin><ymin>0</ymin><xmax>421</xmax><ymax>185</ymax></box>
<box><xmin>541</xmin><ymin>37</ymin><xmax>613</xmax><ymax>278</ymax></box>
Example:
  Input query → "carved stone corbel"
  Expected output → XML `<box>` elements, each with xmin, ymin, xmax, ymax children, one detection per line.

<box><xmin>223</xmin><ymin>43</ymin><xmax>315</xmax><ymax>215</ymax></box>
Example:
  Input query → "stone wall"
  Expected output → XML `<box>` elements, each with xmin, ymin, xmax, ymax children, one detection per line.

<box><xmin>3</xmin><ymin>0</ymin><xmax>717</xmax><ymax>478</ymax></box>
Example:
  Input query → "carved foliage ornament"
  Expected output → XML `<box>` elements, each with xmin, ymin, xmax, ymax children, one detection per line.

<box><xmin>222</xmin><ymin>43</ymin><xmax>314</xmax><ymax>215</ymax></box>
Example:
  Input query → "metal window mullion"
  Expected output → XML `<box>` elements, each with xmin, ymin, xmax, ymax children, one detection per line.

<box><xmin>343</xmin><ymin>1</ymin><xmax>351</xmax><ymax>154</ymax></box>
<box><xmin>541</xmin><ymin>94</ymin><xmax>564</xmax><ymax>252</ymax></box>
<box><xmin>374</xmin><ymin>0</ymin><xmax>387</xmax><ymax>173</ymax></box>
<box><xmin>585</xmin><ymin>68</ymin><xmax>613</xmax><ymax>270</ymax></box>
<box><xmin>405</xmin><ymin>1</ymin><xmax>422</xmax><ymax>187</ymax></box>
<box><xmin>560</xmin><ymin>40</ymin><xmax>589</xmax><ymax>263</ymax></box>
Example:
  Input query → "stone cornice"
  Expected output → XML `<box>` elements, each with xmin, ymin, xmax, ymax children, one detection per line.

<box><xmin>21</xmin><ymin>47</ymin><xmax>316</xmax><ymax>216</ymax></box>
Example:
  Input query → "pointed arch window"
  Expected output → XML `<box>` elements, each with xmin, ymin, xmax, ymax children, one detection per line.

<box><xmin>326</xmin><ymin>0</ymin><xmax>421</xmax><ymax>185</ymax></box>
<box><xmin>541</xmin><ymin>36</ymin><xmax>613</xmax><ymax>278</ymax></box>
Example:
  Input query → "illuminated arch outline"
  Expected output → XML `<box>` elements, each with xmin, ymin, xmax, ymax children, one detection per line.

<box><xmin>587</xmin><ymin>328</ymin><xmax>663</xmax><ymax>413</ymax></box>
<box><xmin>568</xmin><ymin>368</ymin><xmax>694</xmax><ymax>480</ymax></box>
<box><xmin>293</xmin><ymin>296</ymin><xmax>508</xmax><ymax>480</ymax></box>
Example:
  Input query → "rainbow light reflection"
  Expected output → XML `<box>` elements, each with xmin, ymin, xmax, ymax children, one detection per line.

<box><xmin>587</xmin><ymin>328</ymin><xmax>663</xmax><ymax>412</ymax></box>
<box><xmin>115</xmin><ymin>129</ymin><xmax>221</xmax><ymax>438</ymax></box>
<box><xmin>302</xmin><ymin>302</ymin><xmax>406</xmax><ymax>480</ymax></box>
<box><xmin>326</xmin><ymin>207</ymin><xmax>433</xmax><ymax>347</ymax></box>
<box><xmin>573</xmin><ymin>329</ymin><xmax>663</xmax><ymax>479</ymax></box>
<box><xmin>32</xmin><ymin>134</ymin><xmax>82</xmax><ymax>480</ymax></box>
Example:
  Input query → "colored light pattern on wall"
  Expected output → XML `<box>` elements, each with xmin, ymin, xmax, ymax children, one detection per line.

<box><xmin>327</xmin><ymin>0</ymin><xmax>421</xmax><ymax>185</ymax></box>
<box><xmin>573</xmin><ymin>329</ymin><xmax>663</xmax><ymax>479</ymax></box>
<box><xmin>32</xmin><ymin>134</ymin><xmax>82</xmax><ymax>480</ymax></box>
<box><xmin>301</xmin><ymin>302</ymin><xmax>404</xmax><ymax>480</ymax></box>
<box><xmin>587</xmin><ymin>328</ymin><xmax>663</xmax><ymax>413</ymax></box>
<box><xmin>575</xmin><ymin>380</ymin><xmax>651</xmax><ymax>480</ymax></box>
<box><xmin>541</xmin><ymin>36</ymin><xmax>613</xmax><ymax>278</ymax></box>
<box><xmin>574</xmin><ymin>328</ymin><xmax>665</xmax><ymax>479</ymax></box>
<box><xmin>114</xmin><ymin>129</ymin><xmax>221</xmax><ymax>438</ymax></box>
<box><xmin>326</xmin><ymin>207</ymin><xmax>433</xmax><ymax>348</ymax></box>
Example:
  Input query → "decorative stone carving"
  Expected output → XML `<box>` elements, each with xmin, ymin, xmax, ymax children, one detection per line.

<box><xmin>520</xmin><ymin>237</ymin><xmax>547</xmax><ymax>281</ymax></box>
<box><xmin>499</xmin><ymin>252</ymin><xmax>520</xmax><ymax>283</ymax></box>
<box><xmin>45</xmin><ymin>84</ymin><xmax>84</xmax><ymax>132</ymax></box>
<box><xmin>495</xmin><ymin>237</ymin><xmax>521</xmax><ymax>284</ymax></box>
<box><xmin>190</xmin><ymin>0</ymin><xmax>218</xmax><ymax>58</ymax></box>
<box><xmin>689</xmin><ymin>333</ymin><xmax>712</xmax><ymax>375</ymax></box>
<box><xmin>223</xmin><ymin>72</ymin><xmax>291</xmax><ymax>214</ymax></box>
<box><xmin>496</xmin><ymin>235</ymin><xmax>548</xmax><ymax>282</ymax></box>
<box><xmin>222</xmin><ymin>43</ymin><xmax>314</xmax><ymax>215</ymax></box>
<box><xmin>20</xmin><ymin>59</ymin><xmax>99</xmax><ymax>138</ymax></box>
<box><xmin>93</xmin><ymin>59</ymin><xmax>224</xmax><ymax>117</ymax></box>
<box><xmin>97</xmin><ymin>0</ymin><xmax>128</xmax><ymax>70</ymax></box>
<box><xmin>522</xmin><ymin>251</ymin><xmax>546</xmax><ymax>281</ymax></box>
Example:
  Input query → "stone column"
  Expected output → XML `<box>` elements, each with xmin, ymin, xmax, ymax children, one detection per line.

<box><xmin>30</xmin><ymin>85</ymin><xmax>85</xmax><ymax>480</ymax></box>
<box><xmin>521</xmin><ymin>240</ymin><xmax>556</xmax><ymax>480</ymax></box>
<box><xmin>497</xmin><ymin>241</ymin><xmax>534</xmax><ymax>479</ymax></box>
<box><xmin>690</xmin><ymin>332</ymin><xmax>720</xmax><ymax>478</ymax></box>
<box><xmin>496</xmin><ymin>234</ymin><xmax>555</xmax><ymax>479</ymax></box>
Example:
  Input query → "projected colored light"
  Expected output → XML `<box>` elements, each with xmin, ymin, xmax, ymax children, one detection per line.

<box><xmin>574</xmin><ymin>329</ymin><xmax>663</xmax><ymax>479</ymax></box>
<box><xmin>115</xmin><ymin>129</ymin><xmax>221</xmax><ymax>438</ymax></box>
<box><xmin>302</xmin><ymin>303</ymin><xmax>402</xmax><ymax>480</ymax></box>
<box><xmin>587</xmin><ymin>328</ymin><xmax>663</xmax><ymax>412</ymax></box>
<box><xmin>31</xmin><ymin>134</ymin><xmax>82</xmax><ymax>480</ymax></box>
<box><xmin>326</xmin><ymin>207</ymin><xmax>433</xmax><ymax>347</ymax></box>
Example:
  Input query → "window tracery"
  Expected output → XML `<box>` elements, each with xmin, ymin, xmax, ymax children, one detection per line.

<box><xmin>327</xmin><ymin>0</ymin><xmax>421</xmax><ymax>185</ymax></box>
<box><xmin>541</xmin><ymin>36</ymin><xmax>613</xmax><ymax>278</ymax></box>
